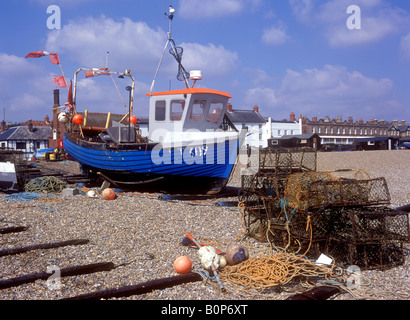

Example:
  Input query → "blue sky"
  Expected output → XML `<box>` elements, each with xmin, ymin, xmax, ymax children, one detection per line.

<box><xmin>1</xmin><ymin>0</ymin><xmax>410</xmax><ymax>124</ymax></box>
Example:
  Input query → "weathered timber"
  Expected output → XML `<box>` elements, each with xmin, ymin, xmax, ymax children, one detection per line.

<box><xmin>397</xmin><ymin>203</ymin><xmax>410</xmax><ymax>213</ymax></box>
<box><xmin>0</xmin><ymin>262</ymin><xmax>115</xmax><ymax>290</ymax></box>
<box><xmin>0</xmin><ymin>226</ymin><xmax>28</xmax><ymax>234</ymax></box>
<box><xmin>0</xmin><ymin>239</ymin><xmax>89</xmax><ymax>257</ymax></box>
<box><xmin>286</xmin><ymin>286</ymin><xmax>341</xmax><ymax>300</ymax></box>
<box><xmin>63</xmin><ymin>272</ymin><xmax>203</xmax><ymax>300</ymax></box>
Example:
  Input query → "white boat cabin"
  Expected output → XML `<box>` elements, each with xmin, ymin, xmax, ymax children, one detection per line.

<box><xmin>146</xmin><ymin>88</ymin><xmax>235</xmax><ymax>145</ymax></box>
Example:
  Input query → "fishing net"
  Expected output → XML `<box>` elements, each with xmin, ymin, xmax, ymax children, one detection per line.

<box><xmin>169</xmin><ymin>39</ymin><xmax>189</xmax><ymax>82</ymax></box>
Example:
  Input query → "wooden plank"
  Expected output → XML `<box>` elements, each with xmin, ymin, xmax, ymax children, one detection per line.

<box><xmin>0</xmin><ymin>239</ymin><xmax>89</xmax><ymax>257</ymax></box>
<box><xmin>0</xmin><ymin>262</ymin><xmax>115</xmax><ymax>290</ymax></box>
<box><xmin>63</xmin><ymin>273</ymin><xmax>203</xmax><ymax>300</ymax></box>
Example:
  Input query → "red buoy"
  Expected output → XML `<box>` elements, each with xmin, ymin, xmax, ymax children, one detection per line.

<box><xmin>173</xmin><ymin>256</ymin><xmax>192</xmax><ymax>274</ymax></box>
<box><xmin>128</xmin><ymin>115</ymin><xmax>137</xmax><ymax>125</ymax></box>
<box><xmin>102</xmin><ymin>188</ymin><xmax>116</xmax><ymax>200</ymax></box>
<box><xmin>72</xmin><ymin>114</ymin><xmax>83</xmax><ymax>125</ymax></box>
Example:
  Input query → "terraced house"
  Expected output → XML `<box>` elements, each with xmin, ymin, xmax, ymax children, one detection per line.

<box><xmin>301</xmin><ymin>115</ymin><xmax>409</xmax><ymax>147</ymax></box>
<box><xmin>0</xmin><ymin>118</ymin><xmax>52</xmax><ymax>160</ymax></box>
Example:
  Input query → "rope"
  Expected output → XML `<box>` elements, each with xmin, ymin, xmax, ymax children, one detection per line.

<box><xmin>219</xmin><ymin>251</ymin><xmax>348</xmax><ymax>292</ymax></box>
<box><xmin>4</xmin><ymin>192</ymin><xmax>43</xmax><ymax>202</ymax></box>
<box><xmin>24</xmin><ymin>176</ymin><xmax>67</xmax><ymax>193</ymax></box>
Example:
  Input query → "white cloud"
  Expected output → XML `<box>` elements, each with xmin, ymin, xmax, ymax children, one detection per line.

<box><xmin>45</xmin><ymin>15</ymin><xmax>238</xmax><ymax>79</ymax></box>
<box><xmin>245</xmin><ymin>65</ymin><xmax>397</xmax><ymax>119</ymax></box>
<box><xmin>46</xmin><ymin>16</ymin><xmax>165</xmax><ymax>75</ymax></box>
<box><xmin>261</xmin><ymin>24</ymin><xmax>290</xmax><ymax>46</ymax></box>
<box><xmin>181</xmin><ymin>43</ymin><xmax>239</xmax><ymax>77</ymax></box>
<box><xmin>400</xmin><ymin>33</ymin><xmax>410</xmax><ymax>61</ymax></box>
<box><xmin>244</xmin><ymin>87</ymin><xmax>278</xmax><ymax>107</ymax></box>
<box><xmin>289</xmin><ymin>0</ymin><xmax>410</xmax><ymax>47</ymax></box>
<box><xmin>178</xmin><ymin>0</ymin><xmax>262</xmax><ymax>19</ymax></box>
<box><xmin>0</xmin><ymin>54</ymin><xmax>54</xmax><ymax>120</ymax></box>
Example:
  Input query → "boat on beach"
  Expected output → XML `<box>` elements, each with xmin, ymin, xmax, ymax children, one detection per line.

<box><xmin>62</xmin><ymin>7</ymin><xmax>245</xmax><ymax>194</ymax></box>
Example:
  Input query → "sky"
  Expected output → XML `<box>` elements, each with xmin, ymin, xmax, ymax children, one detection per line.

<box><xmin>1</xmin><ymin>0</ymin><xmax>410</xmax><ymax>124</ymax></box>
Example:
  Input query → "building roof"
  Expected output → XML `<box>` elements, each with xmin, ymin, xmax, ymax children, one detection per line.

<box><xmin>226</xmin><ymin>110</ymin><xmax>266</xmax><ymax>124</ymax></box>
<box><xmin>0</xmin><ymin>127</ymin><xmax>18</xmax><ymax>141</ymax></box>
<box><xmin>0</xmin><ymin>126</ymin><xmax>52</xmax><ymax>141</ymax></box>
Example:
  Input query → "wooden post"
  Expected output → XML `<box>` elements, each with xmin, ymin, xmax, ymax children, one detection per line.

<box><xmin>0</xmin><ymin>239</ymin><xmax>89</xmax><ymax>257</ymax></box>
<box><xmin>63</xmin><ymin>273</ymin><xmax>203</xmax><ymax>300</ymax></box>
<box><xmin>0</xmin><ymin>262</ymin><xmax>115</xmax><ymax>290</ymax></box>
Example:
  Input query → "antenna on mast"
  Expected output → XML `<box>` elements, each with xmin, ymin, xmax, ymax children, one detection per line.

<box><xmin>149</xmin><ymin>5</ymin><xmax>190</xmax><ymax>93</ymax></box>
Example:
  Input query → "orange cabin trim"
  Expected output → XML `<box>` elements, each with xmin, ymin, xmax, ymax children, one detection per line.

<box><xmin>146</xmin><ymin>88</ymin><xmax>232</xmax><ymax>98</ymax></box>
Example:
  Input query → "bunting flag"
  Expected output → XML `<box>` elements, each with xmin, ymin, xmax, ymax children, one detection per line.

<box><xmin>25</xmin><ymin>51</ymin><xmax>50</xmax><ymax>58</ymax></box>
<box><xmin>25</xmin><ymin>51</ymin><xmax>60</xmax><ymax>64</ymax></box>
<box><xmin>52</xmin><ymin>75</ymin><xmax>67</xmax><ymax>88</ymax></box>
<box><xmin>84</xmin><ymin>68</ymin><xmax>111</xmax><ymax>78</ymax></box>
<box><xmin>49</xmin><ymin>53</ymin><xmax>60</xmax><ymax>65</ymax></box>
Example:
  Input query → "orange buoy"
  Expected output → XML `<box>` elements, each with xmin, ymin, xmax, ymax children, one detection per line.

<box><xmin>128</xmin><ymin>115</ymin><xmax>137</xmax><ymax>125</ymax></box>
<box><xmin>72</xmin><ymin>114</ymin><xmax>84</xmax><ymax>125</ymax></box>
<box><xmin>102</xmin><ymin>188</ymin><xmax>116</xmax><ymax>200</ymax></box>
<box><xmin>173</xmin><ymin>256</ymin><xmax>192</xmax><ymax>274</ymax></box>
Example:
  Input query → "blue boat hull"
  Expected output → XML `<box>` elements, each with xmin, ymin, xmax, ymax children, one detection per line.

<box><xmin>63</xmin><ymin>133</ymin><xmax>239</xmax><ymax>194</ymax></box>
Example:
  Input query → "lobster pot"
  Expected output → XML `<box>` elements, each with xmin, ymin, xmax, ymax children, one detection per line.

<box><xmin>284</xmin><ymin>172</ymin><xmax>390</xmax><ymax>211</ymax></box>
<box><xmin>284</xmin><ymin>172</ymin><xmax>335</xmax><ymax>210</ymax></box>
<box><xmin>327</xmin><ymin>169</ymin><xmax>370</xmax><ymax>180</ymax></box>
<box><xmin>258</xmin><ymin>147</ymin><xmax>317</xmax><ymax>177</ymax></box>
<box><xmin>325</xmin><ymin>207</ymin><xmax>409</xmax><ymax>270</ymax></box>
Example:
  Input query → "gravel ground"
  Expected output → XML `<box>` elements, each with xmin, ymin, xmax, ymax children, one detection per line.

<box><xmin>0</xmin><ymin>150</ymin><xmax>409</xmax><ymax>301</ymax></box>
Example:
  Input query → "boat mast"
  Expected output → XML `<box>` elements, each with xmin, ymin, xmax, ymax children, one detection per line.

<box><xmin>149</xmin><ymin>5</ymin><xmax>190</xmax><ymax>93</ymax></box>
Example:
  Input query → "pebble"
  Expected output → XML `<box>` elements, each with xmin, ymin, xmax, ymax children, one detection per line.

<box><xmin>0</xmin><ymin>150</ymin><xmax>408</xmax><ymax>300</ymax></box>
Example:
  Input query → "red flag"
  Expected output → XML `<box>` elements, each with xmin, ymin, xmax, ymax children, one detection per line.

<box><xmin>84</xmin><ymin>68</ymin><xmax>110</xmax><ymax>78</ymax></box>
<box><xmin>52</xmin><ymin>76</ymin><xmax>67</xmax><ymax>88</ymax></box>
<box><xmin>49</xmin><ymin>53</ymin><xmax>60</xmax><ymax>65</ymax></box>
<box><xmin>25</xmin><ymin>51</ymin><xmax>49</xmax><ymax>58</ymax></box>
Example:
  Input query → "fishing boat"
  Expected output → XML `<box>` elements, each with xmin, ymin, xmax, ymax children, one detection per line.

<box><xmin>62</xmin><ymin>7</ymin><xmax>245</xmax><ymax>194</ymax></box>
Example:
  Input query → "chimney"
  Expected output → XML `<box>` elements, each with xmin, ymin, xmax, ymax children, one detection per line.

<box><xmin>369</xmin><ymin>119</ymin><xmax>374</xmax><ymax>125</ymax></box>
<box><xmin>348</xmin><ymin>116</ymin><xmax>353</xmax><ymax>124</ymax></box>
<box><xmin>401</xmin><ymin>120</ymin><xmax>406</xmax><ymax>126</ymax></box>
<box><xmin>253</xmin><ymin>105</ymin><xmax>259</xmax><ymax>113</ymax></box>
<box><xmin>392</xmin><ymin>120</ymin><xmax>398</xmax><ymax>127</ymax></box>
<box><xmin>53</xmin><ymin>89</ymin><xmax>60</xmax><ymax>107</ymax></box>
<box><xmin>0</xmin><ymin>120</ymin><xmax>5</xmax><ymax>133</ymax></box>
<box><xmin>227</xmin><ymin>103</ymin><xmax>232</xmax><ymax>112</ymax></box>
<box><xmin>359</xmin><ymin>118</ymin><xmax>363</xmax><ymax>125</ymax></box>
<box><xmin>312</xmin><ymin>116</ymin><xmax>317</xmax><ymax>122</ymax></box>
<box><xmin>45</xmin><ymin>115</ymin><xmax>50</xmax><ymax>124</ymax></box>
<box><xmin>290</xmin><ymin>112</ymin><xmax>296</xmax><ymax>121</ymax></box>
<box><xmin>28</xmin><ymin>119</ymin><xmax>33</xmax><ymax>132</ymax></box>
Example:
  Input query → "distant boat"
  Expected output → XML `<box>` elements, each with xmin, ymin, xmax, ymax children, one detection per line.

<box><xmin>62</xmin><ymin>7</ymin><xmax>245</xmax><ymax>194</ymax></box>
<box><xmin>0</xmin><ymin>161</ymin><xmax>19</xmax><ymax>192</ymax></box>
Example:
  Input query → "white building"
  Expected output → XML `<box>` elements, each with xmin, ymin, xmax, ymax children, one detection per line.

<box><xmin>226</xmin><ymin>106</ymin><xmax>303</xmax><ymax>148</ymax></box>
<box><xmin>268</xmin><ymin>112</ymin><xmax>302</xmax><ymax>139</ymax></box>
<box><xmin>226</xmin><ymin>104</ymin><xmax>267</xmax><ymax>148</ymax></box>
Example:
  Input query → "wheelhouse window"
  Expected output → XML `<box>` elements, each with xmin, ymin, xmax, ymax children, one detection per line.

<box><xmin>155</xmin><ymin>100</ymin><xmax>166</xmax><ymax>121</ymax></box>
<box><xmin>170</xmin><ymin>100</ymin><xmax>185</xmax><ymax>121</ymax></box>
<box><xmin>207</xmin><ymin>102</ymin><xmax>223</xmax><ymax>123</ymax></box>
<box><xmin>190</xmin><ymin>100</ymin><xmax>206</xmax><ymax>122</ymax></box>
